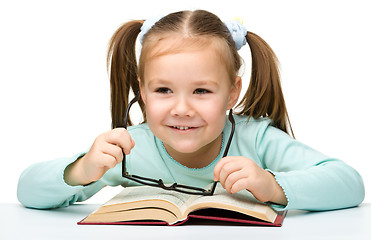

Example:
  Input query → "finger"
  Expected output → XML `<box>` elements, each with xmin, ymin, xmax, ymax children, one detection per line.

<box><xmin>230</xmin><ymin>178</ymin><xmax>250</xmax><ymax>194</ymax></box>
<box><xmin>105</xmin><ymin>128</ymin><xmax>135</xmax><ymax>154</ymax></box>
<box><xmin>223</xmin><ymin>170</ymin><xmax>242</xmax><ymax>193</ymax></box>
<box><xmin>223</xmin><ymin>169</ymin><xmax>250</xmax><ymax>193</ymax></box>
<box><xmin>218</xmin><ymin>161</ymin><xmax>242</xmax><ymax>187</ymax></box>
<box><xmin>97</xmin><ymin>153</ymin><xmax>118</xmax><ymax>169</ymax></box>
<box><xmin>101</xmin><ymin>142</ymin><xmax>124</xmax><ymax>164</ymax></box>
<box><xmin>213</xmin><ymin>156</ymin><xmax>235</xmax><ymax>181</ymax></box>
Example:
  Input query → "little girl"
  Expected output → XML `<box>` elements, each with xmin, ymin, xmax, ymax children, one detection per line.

<box><xmin>17</xmin><ymin>10</ymin><xmax>364</xmax><ymax>211</ymax></box>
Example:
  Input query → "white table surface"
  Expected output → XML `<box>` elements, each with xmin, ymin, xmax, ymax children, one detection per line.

<box><xmin>1</xmin><ymin>203</ymin><xmax>370</xmax><ymax>240</ymax></box>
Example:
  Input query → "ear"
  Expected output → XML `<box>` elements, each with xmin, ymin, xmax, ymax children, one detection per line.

<box><xmin>227</xmin><ymin>76</ymin><xmax>242</xmax><ymax>110</ymax></box>
<box><xmin>138</xmin><ymin>77</ymin><xmax>146</xmax><ymax>104</ymax></box>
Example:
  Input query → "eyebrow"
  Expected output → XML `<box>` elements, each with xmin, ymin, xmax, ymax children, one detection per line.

<box><xmin>147</xmin><ymin>79</ymin><xmax>170</xmax><ymax>86</ymax></box>
<box><xmin>147</xmin><ymin>79</ymin><xmax>220</xmax><ymax>88</ymax></box>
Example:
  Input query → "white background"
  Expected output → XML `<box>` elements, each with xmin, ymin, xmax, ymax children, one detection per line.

<box><xmin>0</xmin><ymin>0</ymin><xmax>370</xmax><ymax>204</ymax></box>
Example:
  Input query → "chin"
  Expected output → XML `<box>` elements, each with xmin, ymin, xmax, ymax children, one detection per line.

<box><xmin>165</xmin><ymin>141</ymin><xmax>203</xmax><ymax>154</ymax></box>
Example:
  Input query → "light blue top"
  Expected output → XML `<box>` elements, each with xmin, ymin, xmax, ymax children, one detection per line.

<box><xmin>17</xmin><ymin>114</ymin><xmax>365</xmax><ymax>211</ymax></box>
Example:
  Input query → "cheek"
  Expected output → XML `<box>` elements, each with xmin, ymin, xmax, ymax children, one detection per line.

<box><xmin>144</xmin><ymin>98</ymin><xmax>166</xmax><ymax>123</ymax></box>
<box><xmin>200</xmin><ymin>99</ymin><xmax>228</xmax><ymax>126</ymax></box>
<box><xmin>203</xmin><ymin>93</ymin><xmax>230</xmax><ymax>114</ymax></box>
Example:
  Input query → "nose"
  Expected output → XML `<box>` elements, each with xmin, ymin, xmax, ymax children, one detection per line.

<box><xmin>170</xmin><ymin>95</ymin><xmax>195</xmax><ymax>117</ymax></box>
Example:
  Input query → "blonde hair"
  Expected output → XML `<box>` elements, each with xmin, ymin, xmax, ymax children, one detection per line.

<box><xmin>107</xmin><ymin>10</ymin><xmax>294</xmax><ymax>137</ymax></box>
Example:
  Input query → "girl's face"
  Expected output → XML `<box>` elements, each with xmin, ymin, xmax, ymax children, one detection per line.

<box><xmin>140</xmin><ymin>44</ymin><xmax>241</xmax><ymax>167</ymax></box>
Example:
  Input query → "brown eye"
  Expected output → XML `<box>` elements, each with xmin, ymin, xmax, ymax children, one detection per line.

<box><xmin>156</xmin><ymin>88</ymin><xmax>172</xmax><ymax>94</ymax></box>
<box><xmin>194</xmin><ymin>88</ymin><xmax>211</xmax><ymax>94</ymax></box>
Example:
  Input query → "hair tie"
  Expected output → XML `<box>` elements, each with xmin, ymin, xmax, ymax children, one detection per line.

<box><xmin>138</xmin><ymin>14</ymin><xmax>247</xmax><ymax>50</ymax></box>
<box><xmin>223</xmin><ymin>18</ymin><xmax>247</xmax><ymax>50</ymax></box>
<box><xmin>138</xmin><ymin>15</ymin><xmax>165</xmax><ymax>44</ymax></box>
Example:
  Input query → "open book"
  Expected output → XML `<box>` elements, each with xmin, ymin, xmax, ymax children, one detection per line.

<box><xmin>78</xmin><ymin>183</ymin><xmax>286</xmax><ymax>226</ymax></box>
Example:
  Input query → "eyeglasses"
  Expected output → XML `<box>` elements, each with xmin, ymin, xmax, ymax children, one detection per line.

<box><xmin>121</xmin><ymin>92</ymin><xmax>235</xmax><ymax>196</ymax></box>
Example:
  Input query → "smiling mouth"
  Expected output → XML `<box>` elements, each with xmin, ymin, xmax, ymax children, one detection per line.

<box><xmin>171</xmin><ymin>126</ymin><xmax>195</xmax><ymax>130</ymax></box>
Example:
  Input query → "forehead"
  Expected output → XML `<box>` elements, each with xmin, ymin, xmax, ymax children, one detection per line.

<box><xmin>144</xmin><ymin>46</ymin><xmax>228</xmax><ymax>85</ymax></box>
<box><xmin>138</xmin><ymin>33</ymin><xmax>238</xmax><ymax>84</ymax></box>
<box><xmin>139</xmin><ymin>35</ymin><xmax>234</xmax><ymax>81</ymax></box>
<box><xmin>144</xmin><ymin>35</ymin><xmax>226</xmax><ymax>60</ymax></box>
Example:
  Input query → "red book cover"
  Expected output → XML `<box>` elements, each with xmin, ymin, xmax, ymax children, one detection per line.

<box><xmin>78</xmin><ymin>209</ymin><xmax>286</xmax><ymax>227</ymax></box>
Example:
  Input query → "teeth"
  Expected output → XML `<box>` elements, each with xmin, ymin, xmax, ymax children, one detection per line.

<box><xmin>174</xmin><ymin>126</ymin><xmax>191</xmax><ymax>130</ymax></box>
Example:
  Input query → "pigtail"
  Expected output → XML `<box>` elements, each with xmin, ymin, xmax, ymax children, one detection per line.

<box><xmin>107</xmin><ymin>20</ymin><xmax>145</xmax><ymax>129</ymax></box>
<box><xmin>236</xmin><ymin>32</ymin><xmax>294</xmax><ymax>138</ymax></box>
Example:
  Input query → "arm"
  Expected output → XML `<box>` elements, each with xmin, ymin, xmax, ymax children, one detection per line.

<box><xmin>17</xmin><ymin>128</ymin><xmax>135</xmax><ymax>209</ymax></box>
<box><xmin>256</xmin><ymin>125</ymin><xmax>365</xmax><ymax>211</ymax></box>
<box><xmin>17</xmin><ymin>152</ymin><xmax>105</xmax><ymax>209</ymax></box>
<box><xmin>214</xmin><ymin>118</ymin><xmax>364</xmax><ymax>211</ymax></box>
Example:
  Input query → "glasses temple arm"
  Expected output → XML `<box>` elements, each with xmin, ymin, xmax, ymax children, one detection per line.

<box><xmin>122</xmin><ymin>92</ymin><xmax>141</xmax><ymax>177</ymax></box>
<box><xmin>209</xmin><ymin>109</ymin><xmax>235</xmax><ymax>195</ymax></box>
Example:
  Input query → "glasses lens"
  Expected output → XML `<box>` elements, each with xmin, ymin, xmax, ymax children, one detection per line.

<box><xmin>126</xmin><ymin>174</ymin><xmax>213</xmax><ymax>195</ymax></box>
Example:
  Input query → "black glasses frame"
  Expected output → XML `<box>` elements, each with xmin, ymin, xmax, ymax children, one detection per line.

<box><xmin>121</xmin><ymin>93</ymin><xmax>235</xmax><ymax>196</ymax></box>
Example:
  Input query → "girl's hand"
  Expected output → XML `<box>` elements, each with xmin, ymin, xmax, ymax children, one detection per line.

<box><xmin>64</xmin><ymin>128</ymin><xmax>135</xmax><ymax>186</ymax></box>
<box><xmin>213</xmin><ymin>156</ymin><xmax>287</xmax><ymax>206</ymax></box>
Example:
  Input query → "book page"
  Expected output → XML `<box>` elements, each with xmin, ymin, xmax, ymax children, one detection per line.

<box><xmin>84</xmin><ymin>183</ymin><xmax>277</xmax><ymax>224</ymax></box>
<box><xmin>184</xmin><ymin>183</ymin><xmax>277</xmax><ymax>223</ymax></box>
<box><xmin>98</xmin><ymin>185</ymin><xmax>195</xmax><ymax>219</ymax></box>
<box><xmin>186</xmin><ymin>183</ymin><xmax>260</xmax><ymax>210</ymax></box>
<box><xmin>105</xmin><ymin>185</ymin><xmax>193</xmax><ymax>206</ymax></box>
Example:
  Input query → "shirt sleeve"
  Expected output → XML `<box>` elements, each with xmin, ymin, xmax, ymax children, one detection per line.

<box><xmin>255</xmin><ymin>123</ymin><xmax>365</xmax><ymax>211</ymax></box>
<box><xmin>17</xmin><ymin>152</ymin><xmax>106</xmax><ymax>209</ymax></box>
